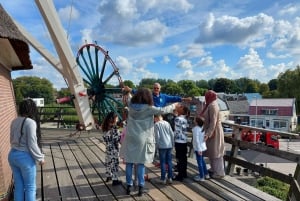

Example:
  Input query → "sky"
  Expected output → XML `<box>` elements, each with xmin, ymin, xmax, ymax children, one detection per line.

<box><xmin>1</xmin><ymin>0</ymin><xmax>300</xmax><ymax>89</ymax></box>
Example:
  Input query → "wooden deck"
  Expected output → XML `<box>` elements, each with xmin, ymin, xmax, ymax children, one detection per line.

<box><xmin>36</xmin><ymin>128</ymin><xmax>281</xmax><ymax>201</ymax></box>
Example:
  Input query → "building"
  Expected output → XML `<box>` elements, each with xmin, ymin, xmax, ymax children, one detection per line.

<box><xmin>226</xmin><ymin>99</ymin><xmax>250</xmax><ymax>124</ymax></box>
<box><xmin>0</xmin><ymin>4</ymin><xmax>33</xmax><ymax>200</ymax></box>
<box><xmin>32</xmin><ymin>98</ymin><xmax>45</xmax><ymax>107</ymax></box>
<box><xmin>249</xmin><ymin>98</ymin><xmax>297</xmax><ymax>132</ymax></box>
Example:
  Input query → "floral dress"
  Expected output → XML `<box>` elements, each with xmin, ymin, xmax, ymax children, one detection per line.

<box><xmin>103</xmin><ymin>126</ymin><xmax>121</xmax><ymax>181</ymax></box>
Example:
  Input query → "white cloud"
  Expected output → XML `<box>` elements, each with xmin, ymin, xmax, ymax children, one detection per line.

<box><xmin>80</xmin><ymin>29</ymin><xmax>93</xmax><ymax>44</ymax></box>
<box><xmin>58</xmin><ymin>5</ymin><xmax>80</xmax><ymax>23</ymax></box>
<box><xmin>176</xmin><ymin>59</ymin><xmax>193</xmax><ymax>69</ymax></box>
<box><xmin>268</xmin><ymin>62</ymin><xmax>295</xmax><ymax>80</ymax></box>
<box><xmin>195</xmin><ymin>13</ymin><xmax>274</xmax><ymax>47</ymax></box>
<box><xmin>162</xmin><ymin>56</ymin><xmax>170</xmax><ymax>64</ymax></box>
<box><xmin>178</xmin><ymin>44</ymin><xmax>206</xmax><ymax>59</ymax></box>
<box><xmin>115</xmin><ymin>56</ymin><xmax>133</xmax><ymax>74</ymax></box>
<box><xmin>278</xmin><ymin>4</ymin><xmax>298</xmax><ymax>16</ymax></box>
<box><xmin>235</xmin><ymin>48</ymin><xmax>268</xmax><ymax>80</ymax></box>
<box><xmin>195</xmin><ymin>56</ymin><xmax>214</xmax><ymax>67</ymax></box>
<box><xmin>236</xmin><ymin>48</ymin><xmax>264</xmax><ymax>70</ymax></box>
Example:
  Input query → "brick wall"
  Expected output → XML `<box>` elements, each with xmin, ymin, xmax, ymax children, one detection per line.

<box><xmin>0</xmin><ymin>65</ymin><xmax>17</xmax><ymax>200</ymax></box>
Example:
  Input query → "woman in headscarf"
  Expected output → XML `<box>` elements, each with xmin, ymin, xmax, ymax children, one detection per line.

<box><xmin>199</xmin><ymin>90</ymin><xmax>225</xmax><ymax>179</ymax></box>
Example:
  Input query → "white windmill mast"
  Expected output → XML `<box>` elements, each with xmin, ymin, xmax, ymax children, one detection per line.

<box><xmin>16</xmin><ymin>0</ymin><xmax>95</xmax><ymax>129</ymax></box>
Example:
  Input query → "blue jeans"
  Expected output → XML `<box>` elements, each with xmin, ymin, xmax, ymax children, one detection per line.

<box><xmin>8</xmin><ymin>149</ymin><xmax>37</xmax><ymax>201</ymax></box>
<box><xmin>126</xmin><ymin>163</ymin><xmax>145</xmax><ymax>187</ymax></box>
<box><xmin>159</xmin><ymin>148</ymin><xmax>173</xmax><ymax>180</ymax></box>
<box><xmin>195</xmin><ymin>151</ymin><xmax>208</xmax><ymax>179</ymax></box>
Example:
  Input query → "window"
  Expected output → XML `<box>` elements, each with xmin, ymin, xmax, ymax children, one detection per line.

<box><xmin>262</xmin><ymin>109</ymin><xmax>278</xmax><ymax>115</ymax></box>
<box><xmin>250</xmin><ymin>118</ymin><xmax>264</xmax><ymax>128</ymax></box>
<box><xmin>273</xmin><ymin>119</ymin><xmax>287</xmax><ymax>129</ymax></box>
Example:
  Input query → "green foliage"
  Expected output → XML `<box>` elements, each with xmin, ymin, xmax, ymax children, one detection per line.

<box><xmin>268</xmin><ymin>79</ymin><xmax>278</xmax><ymax>91</ymax></box>
<box><xmin>13</xmin><ymin>76</ymin><xmax>55</xmax><ymax>104</ymax></box>
<box><xmin>259</xmin><ymin>83</ymin><xmax>270</xmax><ymax>96</ymax></box>
<box><xmin>56</xmin><ymin>88</ymin><xmax>71</xmax><ymax>99</ymax></box>
<box><xmin>278</xmin><ymin>66</ymin><xmax>300</xmax><ymax>99</ymax></box>
<box><xmin>163</xmin><ymin>82</ymin><xmax>183</xmax><ymax>95</ymax></box>
<box><xmin>255</xmin><ymin>177</ymin><xmax>289</xmax><ymax>200</ymax></box>
<box><xmin>213</xmin><ymin>78</ymin><xmax>236</xmax><ymax>93</ymax></box>
<box><xmin>123</xmin><ymin>80</ymin><xmax>135</xmax><ymax>88</ymax></box>
<box><xmin>196</xmin><ymin>80</ymin><xmax>209</xmax><ymax>89</ymax></box>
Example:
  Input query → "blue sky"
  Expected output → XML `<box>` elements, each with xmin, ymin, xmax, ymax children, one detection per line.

<box><xmin>1</xmin><ymin>0</ymin><xmax>300</xmax><ymax>89</ymax></box>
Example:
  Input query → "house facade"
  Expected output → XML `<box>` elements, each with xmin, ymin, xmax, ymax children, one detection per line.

<box><xmin>0</xmin><ymin>4</ymin><xmax>33</xmax><ymax>200</ymax></box>
<box><xmin>248</xmin><ymin>98</ymin><xmax>297</xmax><ymax>132</ymax></box>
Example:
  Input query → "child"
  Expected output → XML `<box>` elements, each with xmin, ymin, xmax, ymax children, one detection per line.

<box><xmin>102</xmin><ymin>111</ymin><xmax>122</xmax><ymax>186</ymax></box>
<box><xmin>192</xmin><ymin>116</ymin><xmax>209</xmax><ymax>181</ymax></box>
<box><xmin>173</xmin><ymin>104</ymin><xmax>190</xmax><ymax>181</ymax></box>
<box><xmin>154</xmin><ymin>114</ymin><xmax>174</xmax><ymax>184</ymax></box>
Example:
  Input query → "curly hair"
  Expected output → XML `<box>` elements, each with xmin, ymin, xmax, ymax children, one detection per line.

<box><xmin>19</xmin><ymin>99</ymin><xmax>38</xmax><ymax>118</ymax></box>
<box><xmin>130</xmin><ymin>88</ymin><xmax>153</xmax><ymax>105</ymax></box>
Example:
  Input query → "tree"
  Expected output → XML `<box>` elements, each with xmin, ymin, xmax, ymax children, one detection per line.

<box><xmin>245</xmin><ymin>80</ymin><xmax>259</xmax><ymax>93</ymax></box>
<box><xmin>163</xmin><ymin>82</ymin><xmax>183</xmax><ymax>95</ymax></box>
<box><xmin>213</xmin><ymin>78</ymin><xmax>236</xmax><ymax>93</ymax></box>
<box><xmin>259</xmin><ymin>83</ymin><xmax>270</xmax><ymax>97</ymax></box>
<box><xmin>123</xmin><ymin>80</ymin><xmax>135</xmax><ymax>88</ymax></box>
<box><xmin>208</xmin><ymin>79</ymin><xmax>216</xmax><ymax>90</ymax></box>
<box><xmin>138</xmin><ymin>78</ymin><xmax>157</xmax><ymax>89</ymax></box>
<box><xmin>195</xmin><ymin>80</ymin><xmax>209</xmax><ymax>89</ymax></box>
<box><xmin>268</xmin><ymin>79</ymin><xmax>278</xmax><ymax>91</ymax></box>
<box><xmin>277</xmin><ymin>67</ymin><xmax>300</xmax><ymax>98</ymax></box>
<box><xmin>13</xmin><ymin>76</ymin><xmax>55</xmax><ymax>104</ymax></box>
<box><xmin>177</xmin><ymin>80</ymin><xmax>200</xmax><ymax>96</ymax></box>
<box><xmin>57</xmin><ymin>88</ymin><xmax>71</xmax><ymax>98</ymax></box>
<box><xmin>234</xmin><ymin>77</ymin><xmax>252</xmax><ymax>93</ymax></box>
<box><xmin>277</xmin><ymin>66</ymin><xmax>300</xmax><ymax>112</ymax></box>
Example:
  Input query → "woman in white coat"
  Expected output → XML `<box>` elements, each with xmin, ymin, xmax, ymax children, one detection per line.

<box><xmin>121</xmin><ymin>88</ymin><xmax>177</xmax><ymax>196</ymax></box>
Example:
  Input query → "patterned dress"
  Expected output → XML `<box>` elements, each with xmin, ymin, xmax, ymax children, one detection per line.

<box><xmin>103</xmin><ymin>126</ymin><xmax>121</xmax><ymax>180</ymax></box>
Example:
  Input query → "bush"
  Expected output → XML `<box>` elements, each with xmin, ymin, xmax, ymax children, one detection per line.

<box><xmin>256</xmin><ymin>176</ymin><xmax>289</xmax><ymax>200</ymax></box>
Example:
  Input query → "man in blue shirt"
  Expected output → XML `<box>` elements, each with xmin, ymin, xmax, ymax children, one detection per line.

<box><xmin>123</xmin><ymin>82</ymin><xmax>191</xmax><ymax>107</ymax></box>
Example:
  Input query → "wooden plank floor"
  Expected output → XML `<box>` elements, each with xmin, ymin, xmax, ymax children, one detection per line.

<box><xmin>36</xmin><ymin>128</ymin><xmax>281</xmax><ymax>201</ymax></box>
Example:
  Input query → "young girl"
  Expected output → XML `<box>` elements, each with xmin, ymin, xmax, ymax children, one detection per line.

<box><xmin>173</xmin><ymin>104</ymin><xmax>190</xmax><ymax>181</ymax></box>
<box><xmin>102</xmin><ymin>112</ymin><xmax>122</xmax><ymax>186</ymax></box>
<box><xmin>192</xmin><ymin>116</ymin><xmax>209</xmax><ymax>181</ymax></box>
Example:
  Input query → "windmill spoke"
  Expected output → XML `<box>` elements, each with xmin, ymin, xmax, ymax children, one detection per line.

<box><xmin>76</xmin><ymin>44</ymin><xmax>126</xmax><ymax>123</ymax></box>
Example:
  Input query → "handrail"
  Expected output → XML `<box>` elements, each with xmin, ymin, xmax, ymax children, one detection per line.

<box><xmin>223</xmin><ymin>123</ymin><xmax>300</xmax><ymax>201</ymax></box>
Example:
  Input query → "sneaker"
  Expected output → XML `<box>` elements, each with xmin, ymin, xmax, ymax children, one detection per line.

<box><xmin>167</xmin><ymin>178</ymin><xmax>173</xmax><ymax>184</ymax></box>
<box><xmin>154</xmin><ymin>178</ymin><xmax>166</xmax><ymax>184</ymax></box>
<box><xmin>205</xmin><ymin>174</ymin><xmax>210</xmax><ymax>179</ymax></box>
<box><xmin>193</xmin><ymin>175</ymin><xmax>205</xmax><ymax>182</ymax></box>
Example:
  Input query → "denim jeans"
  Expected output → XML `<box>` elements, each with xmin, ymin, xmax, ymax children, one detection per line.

<box><xmin>159</xmin><ymin>148</ymin><xmax>173</xmax><ymax>180</ymax></box>
<box><xmin>126</xmin><ymin>163</ymin><xmax>145</xmax><ymax>187</ymax></box>
<box><xmin>8</xmin><ymin>149</ymin><xmax>37</xmax><ymax>201</ymax></box>
<box><xmin>195</xmin><ymin>151</ymin><xmax>208</xmax><ymax>179</ymax></box>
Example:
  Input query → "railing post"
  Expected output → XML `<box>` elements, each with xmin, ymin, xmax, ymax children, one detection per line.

<box><xmin>225</xmin><ymin>125</ymin><xmax>241</xmax><ymax>175</ymax></box>
<box><xmin>287</xmin><ymin>162</ymin><xmax>300</xmax><ymax>201</ymax></box>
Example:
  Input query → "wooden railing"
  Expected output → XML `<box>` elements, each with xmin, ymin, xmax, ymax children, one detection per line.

<box><xmin>38</xmin><ymin>106</ymin><xmax>81</xmax><ymax>128</ymax></box>
<box><xmin>223</xmin><ymin>123</ymin><xmax>300</xmax><ymax>201</ymax></box>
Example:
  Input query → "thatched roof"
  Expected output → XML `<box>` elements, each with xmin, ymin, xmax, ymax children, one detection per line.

<box><xmin>0</xmin><ymin>4</ymin><xmax>32</xmax><ymax>70</ymax></box>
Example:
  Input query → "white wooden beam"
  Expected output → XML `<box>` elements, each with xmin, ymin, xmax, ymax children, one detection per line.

<box><xmin>34</xmin><ymin>0</ymin><xmax>94</xmax><ymax>129</ymax></box>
